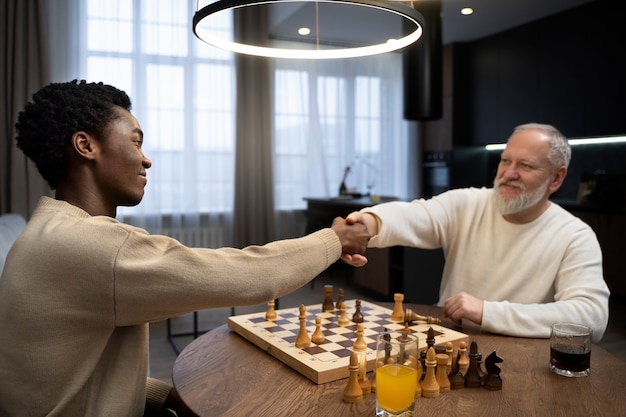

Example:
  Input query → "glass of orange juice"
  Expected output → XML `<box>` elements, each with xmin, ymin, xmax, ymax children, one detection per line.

<box><xmin>375</xmin><ymin>331</ymin><xmax>419</xmax><ymax>417</ymax></box>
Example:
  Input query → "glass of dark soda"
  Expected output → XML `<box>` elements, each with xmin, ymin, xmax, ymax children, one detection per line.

<box><xmin>550</xmin><ymin>323</ymin><xmax>592</xmax><ymax>377</ymax></box>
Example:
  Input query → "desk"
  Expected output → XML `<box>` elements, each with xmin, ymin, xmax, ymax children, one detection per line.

<box><xmin>172</xmin><ymin>305</ymin><xmax>626</xmax><ymax>416</ymax></box>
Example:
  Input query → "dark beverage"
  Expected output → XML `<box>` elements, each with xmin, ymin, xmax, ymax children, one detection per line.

<box><xmin>550</xmin><ymin>347</ymin><xmax>590</xmax><ymax>372</ymax></box>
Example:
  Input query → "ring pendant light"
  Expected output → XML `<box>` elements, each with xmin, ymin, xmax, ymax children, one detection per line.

<box><xmin>193</xmin><ymin>0</ymin><xmax>425</xmax><ymax>59</ymax></box>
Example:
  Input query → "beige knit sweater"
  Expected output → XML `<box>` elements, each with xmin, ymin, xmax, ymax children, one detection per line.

<box><xmin>0</xmin><ymin>197</ymin><xmax>341</xmax><ymax>416</ymax></box>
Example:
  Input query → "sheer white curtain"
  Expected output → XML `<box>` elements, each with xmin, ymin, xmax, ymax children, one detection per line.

<box><xmin>272</xmin><ymin>51</ymin><xmax>417</xmax><ymax>238</ymax></box>
<box><xmin>46</xmin><ymin>0</ymin><xmax>236</xmax><ymax>247</ymax></box>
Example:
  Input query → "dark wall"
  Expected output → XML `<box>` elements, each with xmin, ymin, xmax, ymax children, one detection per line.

<box><xmin>453</xmin><ymin>0</ymin><xmax>626</xmax><ymax>146</ymax></box>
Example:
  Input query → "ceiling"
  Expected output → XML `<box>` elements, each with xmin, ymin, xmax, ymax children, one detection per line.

<box><xmin>440</xmin><ymin>0</ymin><xmax>593</xmax><ymax>44</ymax></box>
<box><xmin>267</xmin><ymin>0</ymin><xmax>595</xmax><ymax>47</ymax></box>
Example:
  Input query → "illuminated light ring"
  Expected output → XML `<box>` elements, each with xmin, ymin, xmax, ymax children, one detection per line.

<box><xmin>193</xmin><ymin>0</ymin><xmax>424</xmax><ymax>59</ymax></box>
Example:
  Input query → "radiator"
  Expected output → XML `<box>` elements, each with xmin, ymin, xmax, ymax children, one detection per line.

<box><xmin>159</xmin><ymin>227</ymin><xmax>224</xmax><ymax>248</ymax></box>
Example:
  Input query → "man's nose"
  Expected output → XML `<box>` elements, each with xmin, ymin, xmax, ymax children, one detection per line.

<box><xmin>502</xmin><ymin>164</ymin><xmax>520</xmax><ymax>179</ymax></box>
<box><xmin>143</xmin><ymin>154</ymin><xmax>152</xmax><ymax>169</ymax></box>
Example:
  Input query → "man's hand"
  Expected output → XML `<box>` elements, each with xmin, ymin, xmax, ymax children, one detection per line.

<box><xmin>340</xmin><ymin>252</ymin><xmax>368</xmax><ymax>267</ymax></box>
<box><xmin>330</xmin><ymin>217</ymin><xmax>370</xmax><ymax>267</ymax></box>
<box><xmin>341</xmin><ymin>211</ymin><xmax>379</xmax><ymax>267</ymax></box>
<box><xmin>443</xmin><ymin>292</ymin><xmax>484</xmax><ymax>326</ymax></box>
<box><xmin>345</xmin><ymin>211</ymin><xmax>379</xmax><ymax>236</ymax></box>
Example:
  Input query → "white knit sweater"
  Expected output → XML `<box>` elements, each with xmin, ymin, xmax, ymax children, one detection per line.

<box><xmin>363</xmin><ymin>187</ymin><xmax>610</xmax><ymax>342</ymax></box>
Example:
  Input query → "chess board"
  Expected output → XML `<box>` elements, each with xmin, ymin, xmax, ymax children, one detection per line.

<box><xmin>227</xmin><ymin>300</ymin><xmax>469</xmax><ymax>384</ymax></box>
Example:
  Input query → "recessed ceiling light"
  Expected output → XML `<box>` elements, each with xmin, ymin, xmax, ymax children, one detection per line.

<box><xmin>461</xmin><ymin>7</ymin><xmax>474</xmax><ymax>16</ymax></box>
<box><xmin>298</xmin><ymin>27</ymin><xmax>311</xmax><ymax>36</ymax></box>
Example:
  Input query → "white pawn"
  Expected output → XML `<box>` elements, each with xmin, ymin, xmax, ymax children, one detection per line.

<box><xmin>458</xmin><ymin>341</ymin><xmax>470</xmax><ymax>375</ymax></box>
<box><xmin>353</xmin><ymin>323</ymin><xmax>367</xmax><ymax>352</ymax></box>
<box><xmin>391</xmin><ymin>293</ymin><xmax>404</xmax><ymax>322</ymax></box>
<box><xmin>312</xmin><ymin>316</ymin><xmax>325</xmax><ymax>344</ymax></box>
<box><xmin>445</xmin><ymin>342</ymin><xmax>454</xmax><ymax>373</ymax></box>
<box><xmin>265</xmin><ymin>300</ymin><xmax>277</xmax><ymax>321</ymax></box>
<box><xmin>338</xmin><ymin>302</ymin><xmax>350</xmax><ymax>326</ymax></box>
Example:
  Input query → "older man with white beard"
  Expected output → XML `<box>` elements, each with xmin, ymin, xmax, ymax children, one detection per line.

<box><xmin>343</xmin><ymin>123</ymin><xmax>610</xmax><ymax>342</ymax></box>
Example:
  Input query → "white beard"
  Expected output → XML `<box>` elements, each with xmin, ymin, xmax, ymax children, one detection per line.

<box><xmin>493</xmin><ymin>177</ymin><xmax>550</xmax><ymax>215</ymax></box>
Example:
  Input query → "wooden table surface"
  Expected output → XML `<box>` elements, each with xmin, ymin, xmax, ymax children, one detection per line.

<box><xmin>172</xmin><ymin>304</ymin><xmax>626</xmax><ymax>416</ymax></box>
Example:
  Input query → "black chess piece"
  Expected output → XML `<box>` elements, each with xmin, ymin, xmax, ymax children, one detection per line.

<box><xmin>335</xmin><ymin>288</ymin><xmax>345</xmax><ymax>310</ymax></box>
<box><xmin>322</xmin><ymin>285</ymin><xmax>334</xmax><ymax>312</ymax></box>
<box><xmin>448</xmin><ymin>352</ymin><xmax>465</xmax><ymax>390</ymax></box>
<box><xmin>383</xmin><ymin>332</ymin><xmax>392</xmax><ymax>364</ymax></box>
<box><xmin>483</xmin><ymin>351</ymin><xmax>503</xmax><ymax>391</ymax></box>
<box><xmin>352</xmin><ymin>300</ymin><xmax>364</xmax><ymax>323</ymax></box>
<box><xmin>418</xmin><ymin>327</ymin><xmax>435</xmax><ymax>380</ymax></box>
<box><xmin>426</xmin><ymin>327</ymin><xmax>435</xmax><ymax>349</ymax></box>
<box><xmin>464</xmin><ymin>341</ymin><xmax>482</xmax><ymax>388</ymax></box>
<box><xmin>477</xmin><ymin>353</ymin><xmax>486</xmax><ymax>383</ymax></box>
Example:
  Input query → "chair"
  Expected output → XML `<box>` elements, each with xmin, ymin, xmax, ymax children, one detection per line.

<box><xmin>0</xmin><ymin>213</ymin><xmax>27</xmax><ymax>274</ymax></box>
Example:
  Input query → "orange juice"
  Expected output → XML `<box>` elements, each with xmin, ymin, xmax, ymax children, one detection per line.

<box><xmin>376</xmin><ymin>364</ymin><xmax>418</xmax><ymax>412</ymax></box>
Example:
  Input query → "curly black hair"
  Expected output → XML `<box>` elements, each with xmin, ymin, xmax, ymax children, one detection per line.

<box><xmin>15</xmin><ymin>80</ymin><xmax>132</xmax><ymax>189</ymax></box>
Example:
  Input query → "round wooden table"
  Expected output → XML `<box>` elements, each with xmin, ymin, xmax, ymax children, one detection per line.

<box><xmin>172</xmin><ymin>304</ymin><xmax>626</xmax><ymax>416</ymax></box>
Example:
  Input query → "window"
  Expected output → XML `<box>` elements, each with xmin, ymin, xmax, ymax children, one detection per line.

<box><xmin>273</xmin><ymin>57</ymin><xmax>412</xmax><ymax>211</ymax></box>
<box><xmin>83</xmin><ymin>0</ymin><xmax>236</xmax><ymax>216</ymax></box>
<box><xmin>80</xmin><ymin>2</ymin><xmax>413</xmax><ymax>219</ymax></box>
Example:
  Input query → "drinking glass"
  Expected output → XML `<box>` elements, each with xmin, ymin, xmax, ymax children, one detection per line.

<box><xmin>375</xmin><ymin>331</ymin><xmax>419</xmax><ymax>417</ymax></box>
<box><xmin>549</xmin><ymin>323</ymin><xmax>592</xmax><ymax>377</ymax></box>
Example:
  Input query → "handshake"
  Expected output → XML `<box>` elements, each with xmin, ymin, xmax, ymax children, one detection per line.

<box><xmin>329</xmin><ymin>211</ymin><xmax>378</xmax><ymax>268</ymax></box>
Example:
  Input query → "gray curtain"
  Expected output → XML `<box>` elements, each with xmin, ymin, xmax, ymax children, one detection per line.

<box><xmin>1</xmin><ymin>0</ymin><xmax>52</xmax><ymax>218</ymax></box>
<box><xmin>232</xmin><ymin>8</ymin><xmax>275</xmax><ymax>247</ymax></box>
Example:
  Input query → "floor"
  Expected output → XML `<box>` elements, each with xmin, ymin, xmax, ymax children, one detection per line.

<box><xmin>148</xmin><ymin>273</ymin><xmax>626</xmax><ymax>383</ymax></box>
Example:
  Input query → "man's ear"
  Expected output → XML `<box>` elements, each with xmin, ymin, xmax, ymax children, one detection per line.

<box><xmin>71</xmin><ymin>131</ymin><xmax>98</xmax><ymax>161</ymax></box>
<box><xmin>549</xmin><ymin>166</ymin><xmax>567</xmax><ymax>193</ymax></box>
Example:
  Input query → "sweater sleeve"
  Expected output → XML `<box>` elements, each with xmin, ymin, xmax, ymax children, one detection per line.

<box><xmin>360</xmin><ymin>199</ymin><xmax>449</xmax><ymax>249</ymax></box>
<box><xmin>145</xmin><ymin>377</ymin><xmax>172</xmax><ymax>413</ymax></box>
<box><xmin>112</xmin><ymin>228</ymin><xmax>342</xmax><ymax>325</ymax></box>
<box><xmin>481</xmin><ymin>224</ymin><xmax>610</xmax><ymax>343</ymax></box>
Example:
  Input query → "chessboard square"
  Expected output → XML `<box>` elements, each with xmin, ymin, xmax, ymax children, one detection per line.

<box><xmin>324</xmin><ymin>334</ymin><xmax>349</xmax><ymax>344</ymax></box>
<box><xmin>249</xmin><ymin>317</ymin><xmax>267</xmax><ymax>324</ymax></box>
<box><xmin>262</xmin><ymin>323</ymin><xmax>282</xmax><ymax>332</ymax></box>
<box><xmin>302</xmin><ymin>345</ymin><xmax>326</xmax><ymax>355</ymax></box>
<box><xmin>342</xmin><ymin>330</ymin><xmax>357</xmax><ymax>339</ymax></box>
<box><xmin>316</xmin><ymin>342</ymin><xmax>343</xmax><ymax>352</ymax></box>
<box><xmin>271</xmin><ymin>330</ymin><xmax>296</xmax><ymax>339</ymax></box>
<box><xmin>322</xmin><ymin>322</ymin><xmax>338</xmax><ymax>330</ymax></box>
<box><xmin>310</xmin><ymin>351</ymin><xmax>345</xmax><ymax>362</ymax></box>
<box><xmin>278</xmin><ymin>322</ymin><xmax>300</xmax><ymax>332</ymax></box>
<box><xmin>329</xmin><ymin>348</ymin><xmax>353</xmax><ymax>359</ymax></box>
<box><xmin>363</xmin><ymin>326</ymin><xmax>386</xmax><ymax>337</ymax></box>
<box><xmin>420</xmin><ymin>328</ymin><xmax>444</xmax><ymax>338</ymax></box>
<box><xmin>321</xmin><ymin>317</ymin><xmax>338</xmax><ymax>327</ymax></box>
<box><xmin>327</xmin><ymin>325</ymin><xmax>353</xmax><ymax>336</ymax></box>
<box><xmin>274</xmin><ymin>318</ymin><xmax>293</xmax><ymax>326</ymax></box>
<box><xmin>308</xmin><ymin>307</ymin><xmax>323</xmax><ymax>315</ymax></box>
<box><xmin>367</xmin><ymin>317</ymin><xmax>389</xmax><ymax>326</ymax></box>
<box><xmin>337</xmin><ymin>338</ymin><xmax>359</xmax><ymax>348</ymax></box>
